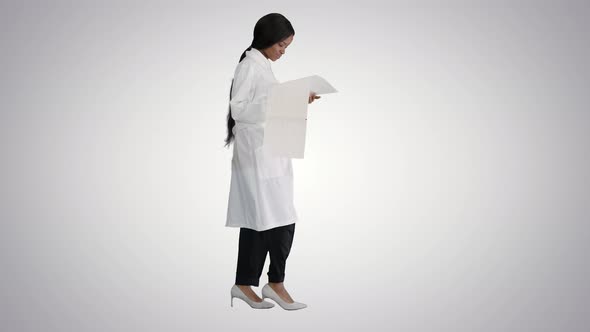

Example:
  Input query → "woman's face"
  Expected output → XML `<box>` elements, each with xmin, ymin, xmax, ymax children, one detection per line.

<box><xmin>261</xmin><ymin>34</ymin><xmax>294</xmax><ymax>61</ymax></box>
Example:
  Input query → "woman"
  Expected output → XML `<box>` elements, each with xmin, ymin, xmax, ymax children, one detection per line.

<box><xmin>224</xmin><ymin>13</ymin><xmax>319</xmax><ymax>310</ymax></box>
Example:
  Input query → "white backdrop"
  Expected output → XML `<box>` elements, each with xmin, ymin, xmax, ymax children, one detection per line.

<box><xmin>1</xmin><ymin>1</ymin><xmax>589</xmax><ymax>331</ymax></box>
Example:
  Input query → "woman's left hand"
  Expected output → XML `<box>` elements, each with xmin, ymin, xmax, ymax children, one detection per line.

<box><xmin>309</xmin><ymin>92</ymin><xmax>321</xmax><ymax>104</ymax></box>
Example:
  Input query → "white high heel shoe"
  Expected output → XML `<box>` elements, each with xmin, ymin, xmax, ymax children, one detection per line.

<box><xmin>231</xmin><ymin>285</ymin><xmax>275</xmax><ymax>309</ymax></box>
<box><xmin>261</xmin><ymin>283</ymin><xmax>307</xmax><ymax>310</ymax></box>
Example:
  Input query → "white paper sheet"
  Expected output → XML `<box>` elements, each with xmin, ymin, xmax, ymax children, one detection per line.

<box><xmin>263</xmin><ymin>75</ymin><xmax>337</xmax><ymax>158</ymax></box>
<box><xmin>288</xmin><ymin>75</ymin><xmax>338</xmax><ymax>95</ymax></box>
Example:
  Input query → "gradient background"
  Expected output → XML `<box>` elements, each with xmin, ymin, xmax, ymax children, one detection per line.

<box><xmin>1</xmin><ymin>1</ymin><xmax>589</xmax><ymax>331</ymax></box>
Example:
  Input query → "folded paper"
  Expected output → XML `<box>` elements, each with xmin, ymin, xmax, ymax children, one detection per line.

<box><xmin>264</xmin><ymin>75</ymin><xmax>337</xmax><ymax>158</ymax></box>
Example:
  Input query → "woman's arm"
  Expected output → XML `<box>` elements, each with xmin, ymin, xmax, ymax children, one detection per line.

<box><xmin>229</xmin><ymin>63</ymin><xmax>257</xmax><ymax>121</ymax></box>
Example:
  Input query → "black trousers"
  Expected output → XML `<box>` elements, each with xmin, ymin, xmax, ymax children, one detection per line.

<box><xmin>235</xmin><ymin>223</ymin><xmax>296</xmax><ymax>287</ymax></box>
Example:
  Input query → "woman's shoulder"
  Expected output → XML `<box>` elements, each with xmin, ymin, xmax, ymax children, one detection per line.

<box><xmin>236</xmin><ymin>56</ymin><xmax>268</xmax><ymax>74</ymax></box>
<box><xmin>233</xmin><ymin>59</ymin><xmax>265</xmax><ymax>82</ymax></box>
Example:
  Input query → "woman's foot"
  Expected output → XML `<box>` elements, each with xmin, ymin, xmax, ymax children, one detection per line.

<box><xmin>268</xmin><ymin>282</ymin><xmax>295</xmax><ymax>303</ymax></box>
<box><xmin>237</xmin><ymin>285</ymin><xmax>264</xmax><ymax>302</ymax></box>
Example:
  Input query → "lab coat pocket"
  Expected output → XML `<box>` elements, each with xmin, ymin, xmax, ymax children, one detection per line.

<box><xmin>254</xmin><ymin>145</ymin><xmax>290</xmax><ymax>180</ymax></box>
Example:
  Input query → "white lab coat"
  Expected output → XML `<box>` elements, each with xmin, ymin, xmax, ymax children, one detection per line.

<box><xmin>225</xmin><ymin>48</ymin><xmax>298</xmax><ymax>232</ymax></box>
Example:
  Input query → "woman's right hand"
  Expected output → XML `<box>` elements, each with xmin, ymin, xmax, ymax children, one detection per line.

<box><xmin>309</xmin><ymin>92</ymin><xmax>321</xmax><ymax>104</ymax></box>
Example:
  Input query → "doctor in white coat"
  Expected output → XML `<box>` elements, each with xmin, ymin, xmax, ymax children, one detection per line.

<box><xmin>225</xmin><ymin>13</ymin><xmax>319</xmax><ymax>311</ymax></box>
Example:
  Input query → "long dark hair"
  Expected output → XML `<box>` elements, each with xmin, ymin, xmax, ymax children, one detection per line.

<box><xmin>224</xmin><ymin>13</ymin><xmax>295</xmax><ymax>148</ymax></box>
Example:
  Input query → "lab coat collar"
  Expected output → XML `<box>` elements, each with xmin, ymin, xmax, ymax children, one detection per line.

<box><xmin>246</xmin><ymin>48</ymin><xmax>271</xmax><ymax>70</ymax></box>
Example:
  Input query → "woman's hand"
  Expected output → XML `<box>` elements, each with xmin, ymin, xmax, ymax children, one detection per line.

<box><xmin>308</xmin><ymin>92</ymin><xmax>321</xmax><ymax>104</ymax></box>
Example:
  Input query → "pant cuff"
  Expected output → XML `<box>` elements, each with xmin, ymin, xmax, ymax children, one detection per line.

<box><xmin>235</xmin><ymin>276</ymin><xmax>260</xmax><ymax>287</ymax></box>
<box><xmin>267</xmin><ymin>274</ymin><xmax>285</xmax><ymax>283</ymax></box>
